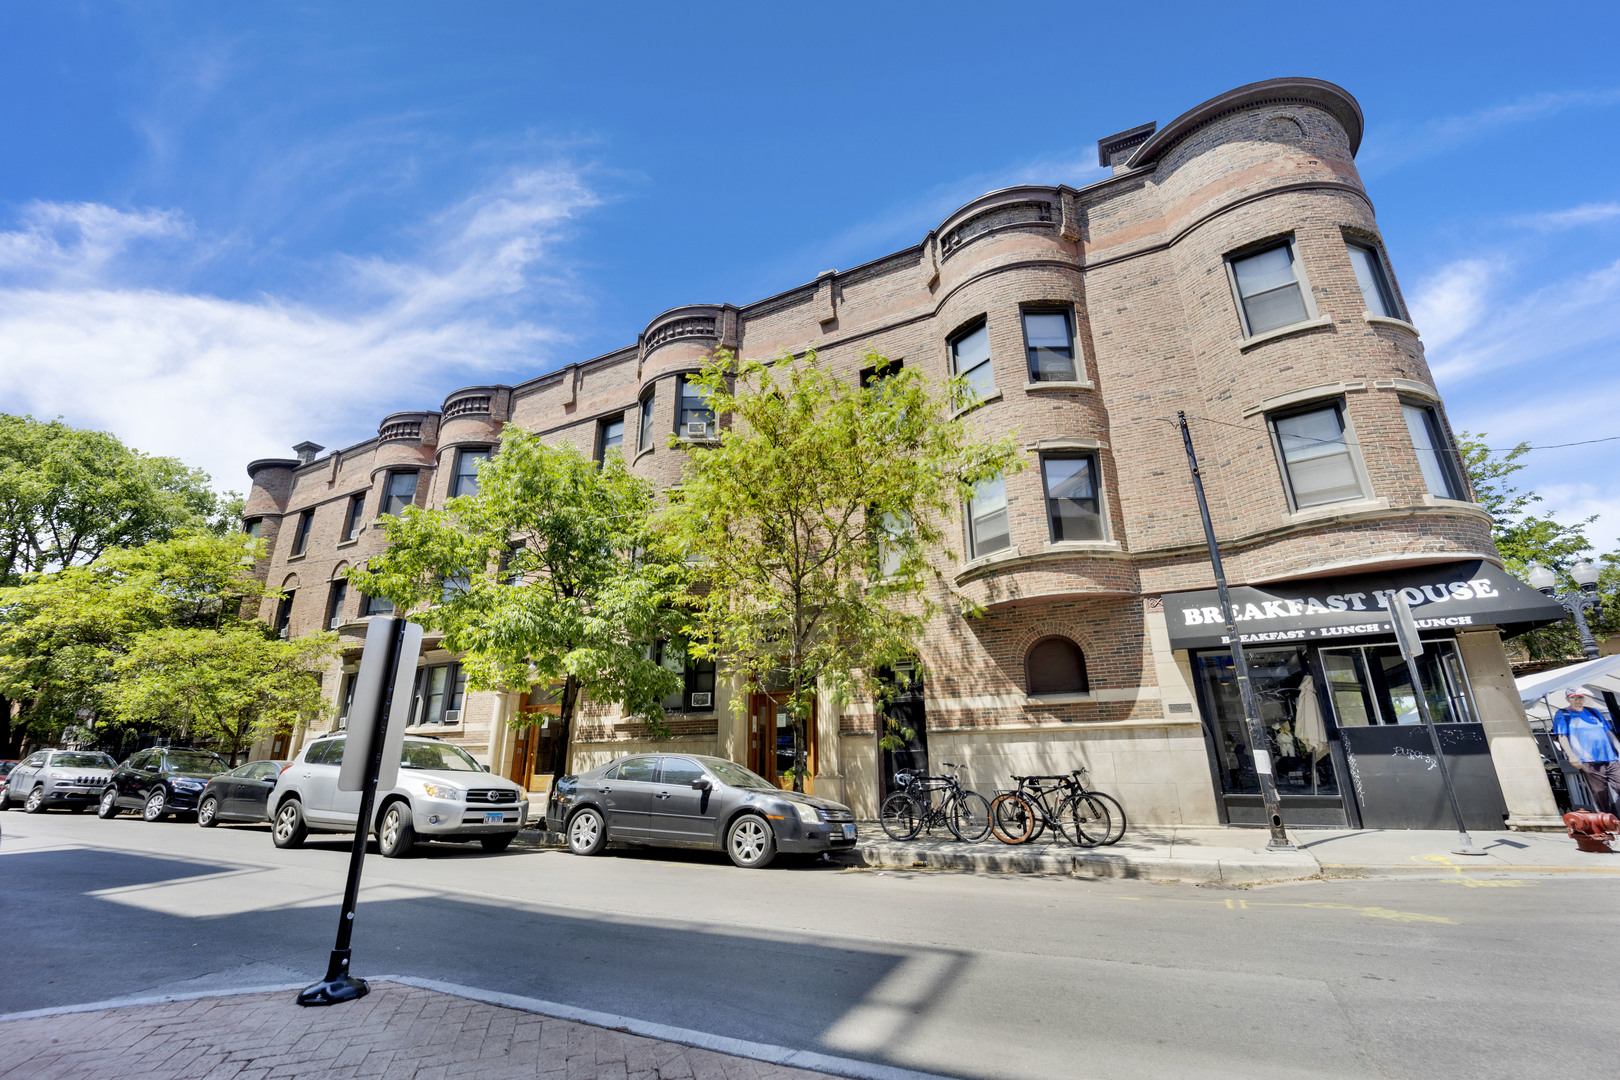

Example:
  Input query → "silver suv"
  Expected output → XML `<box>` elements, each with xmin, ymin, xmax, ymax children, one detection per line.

<box><xmin>268</xmin><ymin>733</ymin><xmax>527</xmax><ymax>857</ymax></box>
<box><xmin>1</xmin><ymin>750</ymin><xmax>117</xmax><ymax>813</ymax></box>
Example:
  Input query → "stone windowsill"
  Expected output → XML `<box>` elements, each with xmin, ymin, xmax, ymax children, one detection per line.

<box><xmin>286</xmin><ymin>553</ymin><xmax>306</xmax><ymax>562</ymax></box>
<box><xmin>1283</xmin><ymin>496</ymin><xmax>1391</xmax><ymax>526</ymax></box>
<box><xmin>957</xmin><ymin>544</ymin><xmax>1023</xmax><ymax>575</ymax></box>
<box><xmin>1042</xmin><ymin>539</ymin><xmax>1123</xmax><ymax>554</ymax></box>
<box><xmin>336</xmin><ymin>538</ymin><xmax>360</xmax><ymax>549</ymax></box>
<box><xmin>1026</xmin><ymin>691</ymin><xmax>1093</xmax><ymax>706</ymax></box>
<box><xmin>634</xmin><ymin>445</ymin><xmax>655</xmax><ymax>462</ymax></box>
<box><xmin>1022</xmin><ymin>379</ymin><xmax>1095</xmax><ymax>393</ymax></box>
<box><xmin>1365</xmin><ymin>312</ymin><xmax>1421</xmax><ymax>336</ymax></box>
<box><xmin>1238</xmin><ymin>314</ymin><xmax>1334</xmax><ymax>353</ymax></box>
<box><xmin>675</xmin><ymin>434</ymin><xmax>721</xmax><ymax>447</ymax></box>
<box><xmin>950</xmin><ymin>389</ymin><xmax>1004</xmax><ymax>420</ymax></box>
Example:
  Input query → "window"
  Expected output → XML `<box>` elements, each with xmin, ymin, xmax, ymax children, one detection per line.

<box><xmin>966</xmin><ymin>473</ymin><xmax>1011</xmax><ymax>559</ymax></box>
<box><xmin>306</xmin><ymin>738</ymin><xmax>344</xmax><ymax>766</ymax></box>
<box><xmin>342</xmin><ymin>494</ymin><xmax>366</xmax><ymax>542</ymax></box>
<box><xmin>1270</xmin><ymin>403</ymin><xmax>1365</xmax><ymax>509</ymax></box>
<box><xmin>1027</xmin><ymin>636</ymin><xmax>1089</xmax><ymax>695</ymax></box>
<box><xmin>290</xmin><ymin>510</ymin><xmax>314</xmax><ymax>557</ymax></box>
<box><xmin>659</xmin><ymin>757</ymin><xmax>706</xmax><ymax>785</ymax></box>
<box><xmin>638</xmin><ymin>390</ymin><xmax>656</xmax><ymax>453</ymax></box>
<box><xmin>1347</xmin><ymin>242</ymin><xmax>1397</xmax><ymax>319</ymax></box>
<box><xmin>617</xmin><ymin>757</ymin><xmax>659</xmax><ymax>783</ymax></box>
<box><xmin>326</xmin><ymin>580</ymin><xmax>348</xmax><ymax>630</ymax></box>
<box><xmin>363</xmin><ymin>590</ymin><xmax>394</xmax><ymax>617</ymax></box>
<box><xmin>1402</xmin><ymin>402</ymin><xmax>1465</xmax><ymax>500</ymax></box>
<box><xmin>950</xmin><ymin>321</ymin><xmax>994</xmax><ymax>402</ymax></box>
<box><xmin>676</xmin><ymin>375</ymin><xmax>714</xmax><ymax>438</ymax></box>
<box><xmin>1230</xmin><ymin>241</ymin><xmax>1310</xmax><ymax>335</ymax></box>
<box><xmin>381</xmin><ymin>470</ymin><xmax>418</xmax><ymax>517</ymax></box>
<box><xmin>597</xmin><ymin>416</ymin><xmax>625</xmax><ymax>461</ymax></box>
<box><xmin>243</xmin><ymin>518</ymin><xmax>262</xmax><ymax>540</ymax></box>
<box><xmin>410</xmin><ymin>663</ymin><xmax>467</xmax><ymax>726</ymax></box>
<box><xmin>275</xmin><ymin>591</ymin><xmax>296</xmax><ymax>636</ymax></box>
<box><xmin>337</xmin><ymin>673</ymin><xmax>357</xmax><ymax>729</ymax></box>
<box><xmin>654</xmin><ymin>640</ymin><xmax>717</xmax><ymax>712</ymax></box>
<box><xmin>1040</xmin><ymin>454</ymin><xmax>1103</xmax><ymax>541</ymax></box>
<box><xmin>860</xmin><ymin>359</ymin><xmax>902</xmax><ymax>387</ymax></box>
<box><xmin>451</xmin><ymin>449</ymin><xmax>489</xmax><ymax>497</ymax></box>
<box><xmin>1022</xmin><ymin>310</ymin><xmax>1077</xmax><ymax>382</ymax></box>
<box><xmin>875</xmin><ymin>510</ymin><xmax>911</xmax><ymax>578</ymax></box>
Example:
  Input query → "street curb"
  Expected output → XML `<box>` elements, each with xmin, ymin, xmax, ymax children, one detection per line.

<box><xmin>843</xmin><ymin>842</ymin><xmax>1321</xmax><ymax>885</ymax></box>
<box><xmin>0</xmin><ymin>983</ymin><xmax>307</xmax><ymax>1024</ymax></box>
<box><xmin>1318</xmin><ymin>862</ymin><xmax>1620</xmax><ymax>878</ymax></box>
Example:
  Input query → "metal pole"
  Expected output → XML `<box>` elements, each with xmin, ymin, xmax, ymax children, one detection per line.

<box><xmin>1568</xmin><ymin>595</ymin><xmax>1601</xmax><ymax>660</ymax></box>
<box><xmin>297</xmin><ymin>616</ymin><xmax>408</xmax><ymax>1006</ymax></box>
<box><xmin>1177</xmin><ymin>413</ymin><xmax>1293</xmax><ymax>850</ymax></box>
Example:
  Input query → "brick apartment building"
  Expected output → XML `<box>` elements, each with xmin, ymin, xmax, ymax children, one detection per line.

<box><xmin>243</xmin><ymin>77</ymin><xmax>1567</xmax><ymax>831</ymax></box>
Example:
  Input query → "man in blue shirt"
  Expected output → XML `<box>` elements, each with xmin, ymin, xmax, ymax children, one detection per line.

<box><xmin>1553</xmin><ymin>690</ymin><xmax>1620</xmax><ymax>816</ymax></box>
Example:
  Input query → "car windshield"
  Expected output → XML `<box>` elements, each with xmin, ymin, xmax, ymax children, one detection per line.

<box><xmin>400</xmin><ymin>741</ymin><xmax>483</xmax><ymax>772</ymax></box>
<box><xmin>704</xmin><ymin>759</ymin><xmax>778</xmax><ymax>790</ymax></box>
<box><xmin>166</xmin><ymin>751</ymin><xmax>227</xmax><ymax>773</ymax></box>
<box><xmin>54</xmin><ymin>753</ymin><xmax>115</xmax><ymax>769</ymax></box>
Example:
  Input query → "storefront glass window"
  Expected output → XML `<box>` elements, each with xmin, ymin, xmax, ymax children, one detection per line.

<box><xmin>1194</xmin><ymin>647</ymin><xmax>1338</xmax><ymax>798</ymax></box>
<box><xmin>1319</xmin><ymin>641</ymin><xmax>1473</xmax><ymax>725</ymax></box>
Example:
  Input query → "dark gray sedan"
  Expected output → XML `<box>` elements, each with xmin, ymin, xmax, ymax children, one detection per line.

<box><xmin>546</xmin><ymin>754</ymin><xmax>856</xmax><ymax>868</ymax></box>
<box><xmin>197</xmin><ymin>760</ymin><xmax>289</xmax><ymax>827</ymax></box>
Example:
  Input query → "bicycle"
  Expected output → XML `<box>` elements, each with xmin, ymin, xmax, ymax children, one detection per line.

<box><xmin>988</xmin><ymin>773</ymin><xmax>1110</xmax><ymax>847</ymax></box>
<box><xmin>879</xmin><ymin>763</ymin><xmax>992</xmax><ymax>842</ymax></box>
<box><xmin>1066</xmin><ymin>767</ymin><xmax>1126</xmax><ymax>846</ymax></box>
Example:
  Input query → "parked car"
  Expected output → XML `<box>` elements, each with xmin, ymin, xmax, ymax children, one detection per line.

<box><xmin>2</xmin><ymin>750</ymin><xmax>119</xmax><ymax>813</ymax></box>
<box><xmin>546</xmin><ymin>754</ymin><xmax>857</xmax><ymax>869</ymax></box>
<box><xmin>197</xmin><ymin>760</ymin><xmax>289</xmax><ymax>827</ymax></box>
<box><xmin>268</xmin><ymin>733</ymin><xmax>527</xmax><ymax>857</ymax></box>
<box><xmin>99</xmin><ymin>747</ymin><xmax>231</xmax><ymax>822</ymax></box>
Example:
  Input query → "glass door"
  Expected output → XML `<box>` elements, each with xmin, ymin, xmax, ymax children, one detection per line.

<box><xmin>749</xmin><ymin>692</ymin><xmax>816</xmax><ymax>793</ymax></box>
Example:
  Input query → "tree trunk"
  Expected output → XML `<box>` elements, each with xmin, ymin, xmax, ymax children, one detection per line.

<box><xmin>547</xmin><ymin>673</ymin><xmax>580</xmax><ymax>785</ymax></box>
<box><xmin>0</xmin><ymin>695</ymin><xmax>15</xmax><ymax>758</ymax></box>
<box><xmin>791</xmin><ymin>673</ymin><xmax>807</xmax><ymax>793</ymax></box>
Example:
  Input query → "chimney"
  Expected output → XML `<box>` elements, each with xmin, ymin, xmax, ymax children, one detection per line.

<box><xmin>292</xmin><ymin>441</ymin><xmax>324</xmax><ymax>464</ymax></box>
<box><xmin>1097</xmin><ymin>122</ymin><xmax>1157</xmax><ymax>175</ymax></box>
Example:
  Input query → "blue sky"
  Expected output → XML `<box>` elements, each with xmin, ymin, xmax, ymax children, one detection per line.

<box><xmin>1</xmin><ymin>3</ymin><xmax>1617</xmax><ymax>551</ymax></box>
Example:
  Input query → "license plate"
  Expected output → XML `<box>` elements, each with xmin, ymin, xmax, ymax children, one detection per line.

<box><xmin>842</xmin><ymin>823</ymin><xmax>857</xmax><ymax>839</ymax></box>
<box><xmin>484</xmin><ymin>812</ymin><xmax>506</xmax><ymax>825</ymax></box>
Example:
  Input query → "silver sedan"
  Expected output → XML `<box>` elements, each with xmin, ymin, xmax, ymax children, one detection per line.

<box><xmin>546</xmin><ymin>754</ymin><xmax>857</xmax><ymax>869</ymax></box>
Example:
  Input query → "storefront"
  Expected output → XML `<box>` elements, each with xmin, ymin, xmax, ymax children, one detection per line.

<box><xmin>1164</xmin><ymin>560</ymin><xmax>1566</xmax><ymax>830</ymax></box>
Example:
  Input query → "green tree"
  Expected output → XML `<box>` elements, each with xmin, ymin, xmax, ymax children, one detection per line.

<box><xmin>664</xmin><ymin>349</ymin><xmax>1022</xmax><ymax>792</ymax></box>
<box><xmin>1458</xmin><ymin>431</ymin><xmax>1618</xmax><ymax>659</ymax></box>
<box><xmin>108</xmin><ymin>627</ymin><xmax>336</xmax><ymax>765</ymax></box>
<box><xmin>347</xmin><ymin>428</ymin><xmax>685</xmax><ymax>783</ymax></box>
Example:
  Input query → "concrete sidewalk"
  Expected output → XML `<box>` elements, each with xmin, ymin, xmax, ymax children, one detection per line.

<box><xmin>844</xmin><ymin>824</ymin><xmax>1620</xmax><ymax>885</ymax></box>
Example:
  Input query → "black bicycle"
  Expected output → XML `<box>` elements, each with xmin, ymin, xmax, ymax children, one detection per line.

<box><xmin>1066</xmin><ymin>767</ymin><xmax>1126</xmax><ymax>845</ymax></box>
<box><xmin>988</xmin><ymin>773</ymin><xmax>1111</xmax><ymax>847</ymax></box>
<box><xmin>879</xmin><ymin>763</ymin><xmax>992</xmax><ymax>842</ymax></box>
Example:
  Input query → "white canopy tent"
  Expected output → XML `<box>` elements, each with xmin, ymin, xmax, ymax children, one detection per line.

<box><xmin>1514</xmin><ymin>653</ymin><xmax>1620</xmax><ymax>723</ymax></box>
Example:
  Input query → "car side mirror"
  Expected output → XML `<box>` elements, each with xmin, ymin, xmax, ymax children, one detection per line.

<box><xmin>144</xmin><ymin>764</ymin><xmax>158</xmax><ymax>773</ymax></box>
<box><xmin>262</xmin><ymin>776</ymin><xmax>278</xmax><ymax>784</ymax></box>
<box><xmin>691</xmin><ymin>777</ymin><xmax>712</xmax><ymax>791</ymax></box>
<box><xmin>482</xmin><ymin>764</ymin><xmax>491</xmax><ymax>772</ymax></box>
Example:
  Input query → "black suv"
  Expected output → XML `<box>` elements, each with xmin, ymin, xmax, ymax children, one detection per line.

<box><xmin>100</xmin><ymin>747</ymin><xmax>230</xmax><ymax>822</ymax></box>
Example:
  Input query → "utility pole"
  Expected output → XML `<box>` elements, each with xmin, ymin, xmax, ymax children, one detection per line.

<box><xmin>1177</xmin><ymin>413</ymin><xmax>1293</xmax><ymax>850</ymax></box>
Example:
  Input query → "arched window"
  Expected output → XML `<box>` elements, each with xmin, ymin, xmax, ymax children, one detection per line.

<box><xmin>1027</xmin><ymin>636</ymin><xmax>1088</xmax><ymax>695</ymax></box>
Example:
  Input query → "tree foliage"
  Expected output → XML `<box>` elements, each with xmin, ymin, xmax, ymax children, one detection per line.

<box><xmin>347</xmin><ymin>428</ymin><xmax>685</xmax><ymax>782</ymax></box>
<box><xmin>664</xmin><ymin>349</ymin><xmax>1022</xmax><ymax>791</ymax></box>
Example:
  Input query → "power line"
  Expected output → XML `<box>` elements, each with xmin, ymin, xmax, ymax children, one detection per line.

<box><xmin>1156</xmin><ymin>414</ymin><xmax>1620</xmax><ymax>457</ymax></box>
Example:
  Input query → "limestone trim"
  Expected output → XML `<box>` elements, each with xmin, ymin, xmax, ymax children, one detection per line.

<box><xmin>1365</xmin><ymin>313</ymin><xmax>1421</xmax><ymax>336</ymax></box>
<box><xmin>949</xmin><ymin>389</ymin><xmax>1004</xmax><ymax>420</ymax></box>
<box><xmin>927</xmin><ymin>685</ymin><xmax>1163</xmax><ymax>712</ymax></box>
<box><xmin>955</xmin><ymin>545</ymin><xmax>1024</xmax><ymax>577</ymax></box>
<box><xmin>1242</xmin><ymin>379</ymin><xmax>1365</xmax><ymax>417</ymax></box>
<box><xmin>1238</xmin><ymin>315</ymin><xmax>1335</xmax><ymax>354</ymax></box>
<box><xmin>1421</xmin><ymin>495</ymin><xmax>1492</xmax><ymax>522</ymax></box>
<box><xmin>953</xmin><ymin>544</ymin><xmax>1135</xmax><ymax>588</ymax></box>
<box><xmin>1023</xmin><ymin>379</ymin><xmax>1096</xmax><ymax>393</ymax></box>
<box><xmin>1129</xmin><ymin>504</ymin><xmax>1496</xmax><ymax>561</ymax></box>
<box><xmin>1282</xmin><ymin>497</ymin><xmax>1390</xmax><ymax>526</ymax></box>
<box><xmin>1025</xmin><ymin>436</ymin><xmax>1108</xmax><ymax>452</ymax></box>
<box><xmin>1373</xmin><ymin>377</ymin><xmax>1440</xmax><ymax>401</ymax></box>
<box><xmin>1125</xmin><ymin>77</ymin><xmax>1365</xmax><ymax>168</ymax></box>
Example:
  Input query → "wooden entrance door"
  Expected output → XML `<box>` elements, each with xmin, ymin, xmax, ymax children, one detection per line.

<box><xmin>748</xmin><ymin>692</ymin><xmax>816</xmax><ymax>794</ymax></box>
<box><xmin>510</xmin><ymin>690</ymin><xmax>562</xmax><ymax>792</ymax></box>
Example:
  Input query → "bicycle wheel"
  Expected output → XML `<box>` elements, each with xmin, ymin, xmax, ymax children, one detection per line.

<box><xmin>990</xmin><ymin>792</ymin><xmax>1037</xmax><ymax>845</ymax></box>
<box><xmin>1085</xmin><ymin>791</ymin><xmax>1127</xmax><ymax>845</ymax></box>
<box><xmin>1056</xmin><ymin>793</ymin><xmax>1111</xmax><ymax>848</ymax></box>
<box><xmin>880</xmin><ymin>792</ymin><xmax>923</xmax><ymax>841</ymax></box>
<box><xmin>948</xmin><ymin>790</ymin><xmax>992</xmax><ymax>842</ymax></box>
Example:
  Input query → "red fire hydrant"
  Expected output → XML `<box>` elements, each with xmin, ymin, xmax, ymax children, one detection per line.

<box><xmin>1563</xmin><ymin>811</ymin><xmax>1620</xmax><ymax>854</ymax></box>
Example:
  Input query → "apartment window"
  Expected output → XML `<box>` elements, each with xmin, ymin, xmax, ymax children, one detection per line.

<box><xmin>337</xmin><ymin>673</ymin><xmax>357</xmax><ymax>730</ymax></box>
<box><xmin>275</xmin><ymin>591</ymin><xmax>296</xmax><ymax>636</ymax></box>
<box><xmin>1022</xmin><ymin>310</ymin><xmax>1077</xmax><ymax>382</ymax></box>
<box><xmin>1040</xmin><ymin>454</ymin><xmax>1104</xmax><ymax>541</ymax></box>
<box><xmin>325</xmin><ymin>580</ymin><xmax>348</xmax><ymax>630</ymax></box>
<box><xmin>243</xmin><ymin>518</ymin><xmax>262</xmax><ymax>540</ymax></box>
<box><xmin>342</xmin><ymin>493</ymin><xmax>366</xmax><ymax>542</ymax></box>
<box><xmin>1270</xmin><ymin>403</ymin><xmax>1365</xmax><ymax>510</ymax></box>
<box><xmin>655</xmin><ymin>640</ymin><xmax>717</xmax><ymax>712</ymax></box>
<box><xmin>1347</xmin><ymin>242</ymin><xmax>1398</xmax><ymax>319</ymax></box>
<box><xmin>966</xmin><ymin>473</ymin><xmax>1011</xmax><ymax>559</ymax></box>
<box><xmin>363</xmin><ymin>590</ymin><xmax>394</xmax><ymax>617</ymax></box>
<box><xmin>1230</xmin><ymin>241</ymin><xmax>1310</xmax><ymax>335</ymax></box>
<box><xmin>597</xmin><ymin>416</ymin><xmax>625</xmax><ymax>461</ymax></box>
<box><xmin>382</xmin><ymin>470</ymin><xmax>418</xmax><ymax>517</ymax></box>
<box><xmin>676</xmin><ymin>375</ymin><xmax>714</xmax><ymax>438</ymax></box>
<box><xmin>410</xmin><ymin>663</ymin><xmax>466</xmax><ymax>726</ymax></box>
<box><xmin>861</xmin><ymin>359</ymin><xmax>903</xmax><ymax>387</ymax></box>
<box><xmin>451</xmin><ymin>449</ymin><xmax>490</xmax><ymax>497</ymax></box>
<box><xmin>1027</xmin><ymin>636</ymin><xmax>1089</xmax><ymax>695</ymax></box>
<box><xmin>875</xmin><ymin>510</ymin><xmax>911</xmax><ymax>578</ymax></box>
<box><xmin>638</xmin><ymin>390</ymin><xmax>656</xmax><ymax>453</ymax></box>
<box><xmin>289</xmin><ymin>510</ymin><xmax>314</xmax><ymax>557</ymax></box>
<box><xmin>950</xmin><ymin>321</ymin><xmax>995</xmax><ymax>402</ymax></box>
<box><xmin>1402</xmin><ymin>402</ymin><xmax>1465</xmax><ymax>500</ymax></box>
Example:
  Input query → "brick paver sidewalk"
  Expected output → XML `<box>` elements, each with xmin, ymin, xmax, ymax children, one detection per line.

<box><xmin>0</xmin><ymin>982</ymin><xmax>835</xmax><ymax>1080</ymax></box>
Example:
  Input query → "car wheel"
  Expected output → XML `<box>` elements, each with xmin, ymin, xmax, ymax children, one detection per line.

<box><xmin>197</xmin><ymin>795</ymin><xmax>220</xmax><ymax>828</ymax></box>
<box><xmin>23</xmin><ymin>786</ymin><xmax>46</xmax><ymax>814</ymax></box>
<box><xmin>566</xmin><ymin>808</ymin><xmax>607</xmax><ymax>856</ymax></box>
<box><xmin>272</xmin><ymin>799</ymin><xmax>307</xmax><ymax>848</ymax></box>
<box><xmin>142</xmin><ymin>789</ymin><xmax>169</xmax><ymax>822</ymax></box>
<box><xmin>726</xmin><ymin>814</ymin><xmax>777</xmax><ymax>869</ymax></box>
<box><xmin>377</xmin><ymin>802</ymin><xmax>415</xmax><ymax>858</ymax></box>
<box><xmin>480</xmin><ymin>832</ymin><xmax>516</xmax><ymax>853</ymax></box>
<box><xmin>97</xmin><ymin>788</ymin><xmax>120</xmax><ymax>819</ymax></box>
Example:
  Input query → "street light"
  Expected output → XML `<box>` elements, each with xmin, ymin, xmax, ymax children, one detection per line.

<box><xmin>1526</xmin><ymin>560</ymin><xmax>1604</xmax><ymax>660</ymax></box>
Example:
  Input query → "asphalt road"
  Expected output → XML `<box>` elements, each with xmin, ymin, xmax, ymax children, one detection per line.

<box><xmin>1</xmin><ymin>808</ymin><xmax>1614</xmax><ymax>1080</ymax></box>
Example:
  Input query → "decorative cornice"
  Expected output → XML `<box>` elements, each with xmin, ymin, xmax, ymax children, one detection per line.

<box><xmin>1126</xmin><ymin>77</ymin><xmax>1364</xmax><ymax>169</ymax></box>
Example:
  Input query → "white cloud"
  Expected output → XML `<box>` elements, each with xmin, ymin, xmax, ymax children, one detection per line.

<box><xmin>1406</xmin><ymin>258</ymin><xmax>1495</xmax><ymax>354</ymax></box>
<box><xmin>0</xmin><ymin>168</ymin><xmax>599</xmax><ymax>492</ymax></box>
<box><xmin>1512</xmin><ymin>201</ymin><xmax>1620</xmax><ymax>230</ymax></box>
<box><xmin>1361</xmin><ymin>87</ymin><xmax>1620</xmax><ymax>172</ymax></box>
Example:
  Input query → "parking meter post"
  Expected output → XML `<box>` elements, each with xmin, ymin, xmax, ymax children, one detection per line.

<box><xmin>1177</xmin><ymin>413</ymin><xmax>1294</xmax><ymax>851</ymax></box>
<box><xmin>297</xmin><ymin>615</ymin><xmax>408</xmax><ymax>1006</ymax></box>
<box><xmin>1387</xmin><ymin>594</ymin><xmax>1486</xmax><ymax>857</ymax></box>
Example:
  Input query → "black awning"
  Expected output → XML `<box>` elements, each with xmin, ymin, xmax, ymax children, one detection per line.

<box><xmin>1162</xmin><ymin>559</ymin><xmax>1568</xmax><ymax>651</ymax></box>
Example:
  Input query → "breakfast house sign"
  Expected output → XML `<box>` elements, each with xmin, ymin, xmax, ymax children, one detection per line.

<box><xmin>1161</xmin><ymin>559</ymin><xmax>1567</xmax><ymax>650</ymax></box>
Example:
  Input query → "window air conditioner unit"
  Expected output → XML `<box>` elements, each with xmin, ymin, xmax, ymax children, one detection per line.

<box><xmin>689</xmin><ymin>692</ymin><xmax>712</xmax><ymax>708</ymax></box>
<box><xmin>686</xmin><ymin>421</ymin><xmax>711</xmax><ymax>438</ymax></box>
<box><xmin>328</xmin><ymin>617</ymin><xmax>342</xmax><ymax>630</ymax></box>
<box><xmin>277</xmin><ymin>628</ymin><xmax>289</xmax><ymax>640</ymax></box>
<box><xmin>442</xmin><ymin>709</ymin><xmax>461</xmax><ymax>725</ymax></box>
